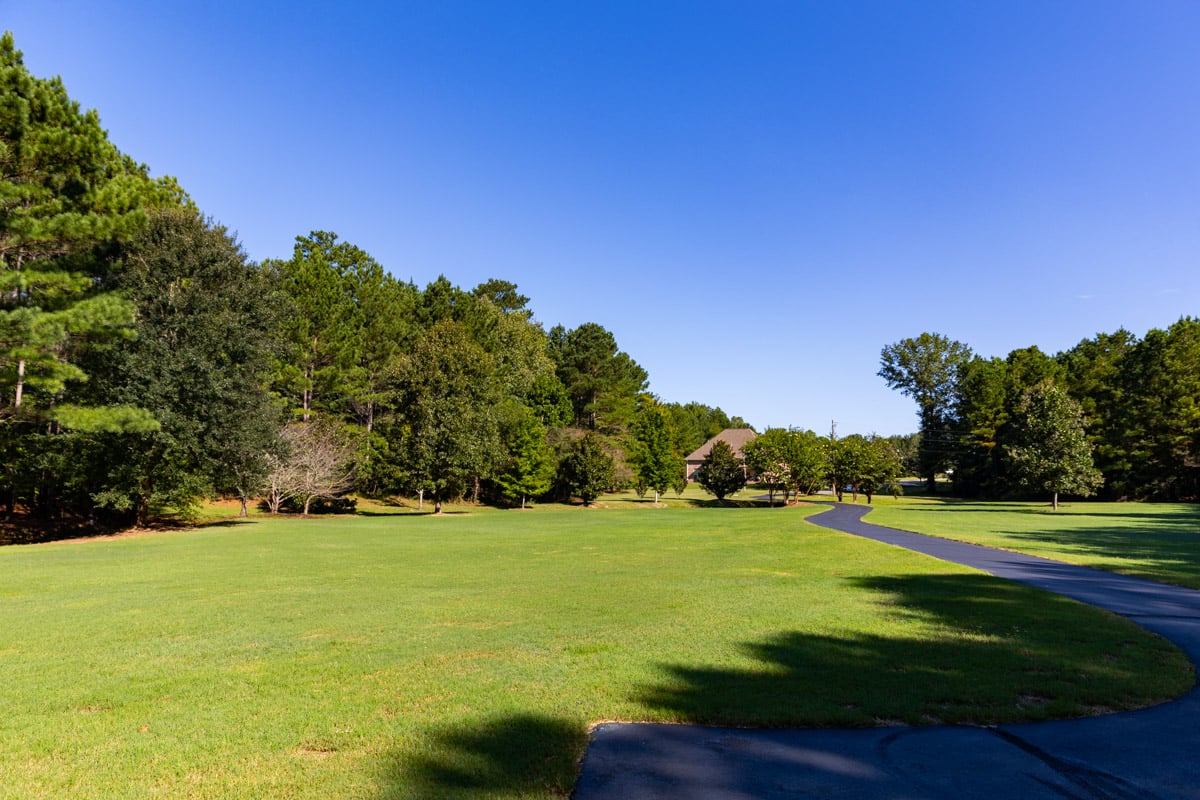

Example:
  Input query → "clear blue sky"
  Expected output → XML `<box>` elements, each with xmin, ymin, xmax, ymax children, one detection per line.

<box><xmin>5</xmin><ymin>1</ymin><xmax>1198</xmax><ymax>436</ymax></box>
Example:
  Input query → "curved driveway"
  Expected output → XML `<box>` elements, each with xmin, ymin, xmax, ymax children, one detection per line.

<box><xmin>573</xmin><ymin>503</ymin><xmax>1200</xmax><ymax>799</ymax></box>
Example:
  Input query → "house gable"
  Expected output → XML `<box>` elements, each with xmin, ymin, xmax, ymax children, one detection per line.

<box><xmin>685</xmin><ymin>428</ymin><xmax>757</xmax><ymax>480</ymax></box>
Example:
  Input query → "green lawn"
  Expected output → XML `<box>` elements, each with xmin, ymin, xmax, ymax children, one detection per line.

<box><xmin>863</xmin><ymin>496</ymin><xmax>1200</xmax><ymax>589</ymax></box>
<box><xmin>1</xmin><ymin>503</ymin><xmax>1192</xmax><ymax>799</ymax></box>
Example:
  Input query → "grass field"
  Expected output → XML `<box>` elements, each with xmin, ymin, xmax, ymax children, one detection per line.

<box><xmin>863</xmin><ymin>496</ymin><xmax>1200</xmax><ymax>590</ymax></box>
<box><xmin>1</xmin><ymin>500</ymin><xmax>1193</xmax><ymax>799</ymax></box>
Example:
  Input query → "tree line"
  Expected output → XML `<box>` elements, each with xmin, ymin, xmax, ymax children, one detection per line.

<box><xmin>1</xmin><ymin>34</ymin><xmax>751</xmax><ymax>527</ymax></box>
<box><xmin>881</xmin><ymin>323</ymin><xmax>1200</xmax><ymax>503</ymax></box>
<box><xmin>693</xmin><ymin>428</ymin><xmax>906</xmax><ymax>505</ymax></box>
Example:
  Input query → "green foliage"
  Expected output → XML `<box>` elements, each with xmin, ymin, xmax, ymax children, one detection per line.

<box><xmin>471</xmin><ymin>277</ymin><xmax>530</xmax><ymax>316</ymax></box>
<box><xmin>695</xmin><ymin>439</ymin><xmax>746</xmax><ymax>502</ymax></box>
<box><xmin>525</xmin><ymin>372</ymin><xmax>573</xmax><ymax>428</ymax></box>
<box><xmin>558</xmin><ymin>431</ymin><xmax>615</xmax><ymax>505</ymax></box>
<box><xmin>671</xmin><ymin>462</ymin><xmax>689</xmax><ymax>496</ymax></box>
<box><xmin>0</xmin><ymin>35</ymin><xmax>194</xmax><ymax>522</ymax></box>
<box><xmin>1107</xmin><ymin>319</ymin><xmax>1200</xmax><ymax>500</ymax></box>
<box><xmin>853</xmin><ymin>435</ymin><xmax>904</xmax><ymax>504</ymax></box>
<box><xmin>948</xmin><ymin>320</ymin><xmax>1200</xmax><ymax>502</ymax></box>
<box><xmin>827</xmin><ymin>434</ymin><xmax>903</xmax><ymax>503</ymax></box>
<box><xmin>879</xmin><ymin>332</ymin><xmax>972</xmax><ymax>491</ymax></box>
<box><xmin>628</xmin><ymin>396</ymin><xmax>679</xmax><ymax>503</ymax></box>
<box><xmin>268</xmin><ymin>231</ymin><xmax>416</xmax><ymax>424</ymax></box>
<box><xmin>548</xmin><ymin>322</ymin><xmax>648</xmax><ymax>433</ymax></box>
<box><xmin>664</xmin><ymin>401</ymin><xmax>736</xmax><ymax>456</ymax></box>
<box><xmin>50</xmin><ymin>404</ymin><xmax>159</xmax><ymax>434</ymax></box>
<box><xmin>828</xmin><ymin>434</ymin><xmax>866</xmax><ymax>502</ymax></box>
<box><xmin>1006</xmin><ymin>385</ymin><xmax>1102</xmax><ymax>509</ymax></box>
<box><xmin>743</xmin><ymin>428</ymin><xmax>827</xmax><ymax>503</ymax></box>
<box><xmin>0</xmin><ymin>32</ymin><xmax>184</xmax><ymax>428</ymax></box>
<box><xmin>784</xmin><ymin>428</ymin><xmax>832</xmax><ymax>497</ymax></box>
<box><xmin>380</xmin><ymin>321</ymin><xmax>504</xmax><ymax>512</ymax></box>
<box><xmin>741</xmin><ymin>429</ymin><xmax>789</xmax><ymax>504</ymax></box>
<box><xmin>952</xmin><ymin>356</ymin><xmax>1012</xmax><ymax>496</ymax></box>
<box><xmin>496</xmin><ymin>408</ymin><xmax>555</xmax><ymax>508</ymax></box>
<box><xmin>77</xmin><ymin>210</ymin><xmax>282</xmax><ymax>524</ymax></box>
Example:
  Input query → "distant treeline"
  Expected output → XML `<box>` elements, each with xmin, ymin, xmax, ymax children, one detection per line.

<box><xmin>882</xmin><ymin>322</ymin><xmax>1200</xmax><ymax>502</ymax></box>
<box><xmin>0</xmin><ymin>33</ymin><xmax>748</xmax><ymax>526</ymax></box>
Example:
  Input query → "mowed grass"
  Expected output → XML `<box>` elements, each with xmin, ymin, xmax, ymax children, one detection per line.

<box><xmin>1</xmin><ymin>504</ymin><xmax>1192</xmax><ymax>799</ymax></box>
<box><xmin>863</xmin><ymin>497</ymin><xmax>1200</xmax><ymax>589</ymax></box>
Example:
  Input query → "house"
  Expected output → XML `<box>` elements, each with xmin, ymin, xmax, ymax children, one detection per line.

<box><xmin>685</xmin><ymin>428</ymin><xmax>758</xmax><ymax>481</ymax></box>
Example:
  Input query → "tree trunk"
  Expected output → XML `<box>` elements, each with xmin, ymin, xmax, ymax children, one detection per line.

<box><xmin>303</xmin><ymin>495</ymin><xmax>312</xmax><ymax>515</ymax></box>
<box><xmin>434</xmin><ymin>498</ymin><xmax>443</xmax><ymax>514</ymax></box>
<box><xmin>14</xmin><ymin>359</ymin><xmax>25</xmax><ymax>408</ymax></box>
<box><xmin>1052</xmin><ymin>491</ymin><xmax>1059</xmax><ymax>510</ymax></box>
<box><xmin>520</xmin><ymin>495</ymin><xmax>527</xmax><ymax>509</ymax></box>
<box><xmin>239</xmin><ymin>496</ymin><xmax>248</xmax><ymax>517</ymax></box>
<box><xmin>417</xmin><ymin>488</ymin><xmax>424</xmax><ymax>511</ymax></box>
<box><xmin>927</xmin><ymin>474</ymin><xmax>937</xmax><ymax>494</ymax></box>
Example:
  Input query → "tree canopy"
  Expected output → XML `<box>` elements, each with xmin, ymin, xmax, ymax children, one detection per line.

<box><xmin>879</xmin><ymin>332</ymin><xmax>972</xmax><ymax>492</ymax></box>
<box><xmin>1006</xmin><ymin>385</ymin><xmax>1102</xmax><ymax>510</ymax></box>
<box><xmin>694</xmin><ymin>439</ymin><xmax>746</xmax><ymax>502</ymax></box>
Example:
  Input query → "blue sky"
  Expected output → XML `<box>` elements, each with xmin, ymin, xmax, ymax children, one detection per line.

<box><xmin>5</xmin><ymin>1</ymin><xmax>1198</xmax><ymax>435</ymax></box>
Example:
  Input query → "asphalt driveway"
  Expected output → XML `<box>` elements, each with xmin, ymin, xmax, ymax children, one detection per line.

<box><xmin>572</xmin><ymin>503</ymin><xmax>1200</xmax><ymax>799</ymax></box>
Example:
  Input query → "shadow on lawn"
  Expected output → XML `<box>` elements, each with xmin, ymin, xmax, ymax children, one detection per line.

<box><xmin>995</xmin><ymin>521</ymin><xmax>1200</xmax><ymax>587</ymax></box>
<box><xmin>376</xmin><ymin>713</ymin><xmax>586</xmax><ymax>800</ymax></box>
<box><xmin>635</xmin><ymin>572</ymin><xmax>1185</xmax><ymax>728</ymax></box>
<box><xmin>888</xmin><ymin>500</ymin><xmax>1200</xmax><ymax>586</ymax></box>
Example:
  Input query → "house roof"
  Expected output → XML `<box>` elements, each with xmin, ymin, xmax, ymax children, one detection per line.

<box><xmin>685</xmin><ymin>428</ymin><xmax>758</xmax><ymax>462</ymax></box>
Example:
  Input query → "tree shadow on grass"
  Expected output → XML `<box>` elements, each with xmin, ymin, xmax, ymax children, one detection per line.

<box><xmin>671</xmin><ymin>497</ymin><xmax>775</xmax><ymax>509</ymax></box>
<box><xmin>376</xmin><ymin>713</ymin><xmax>586</xmax><ymax>800</ymax></box>
<box><xmin>885</xmin><ymin>500</ymin><xmax>1200</xmax><ymax>587</ymax></box>
<box><xmin>634</xmin><ymin>572</ymin><xmax>1189</xmax><ymax>729</ymax></box>
<box><xmin>993</xmin><ymin>521</ymin><xmax>1200</xmax><ymax>587</ymax></box>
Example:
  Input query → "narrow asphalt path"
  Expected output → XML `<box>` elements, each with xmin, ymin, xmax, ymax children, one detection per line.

<box><xmin>572</xmin><ymin>503</ymin><xmax>1200</xmax><ymax>799</ymax></box>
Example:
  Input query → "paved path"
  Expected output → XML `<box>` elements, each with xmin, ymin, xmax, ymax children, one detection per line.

<box><xmin>573</xmin><ymin>503</ymin><xmax>1200</xmax><ymax>799</ymax></box>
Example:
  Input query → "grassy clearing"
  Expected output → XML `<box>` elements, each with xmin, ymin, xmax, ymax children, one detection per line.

<box><xmin>863</xmin><ymin>496</ymin><xmax>1200</xmax><ymax>589</ymax></box>
<box><xmin>0</xmin><ymin>504</ymin><xmax>1191</xmax><ymax>799</ymax></box>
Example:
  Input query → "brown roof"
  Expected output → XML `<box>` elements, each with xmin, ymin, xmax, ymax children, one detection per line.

<box><xmin>685</xmin><ymin>428</ymin><xmax>758</xmax><ymax>462</ymax></box>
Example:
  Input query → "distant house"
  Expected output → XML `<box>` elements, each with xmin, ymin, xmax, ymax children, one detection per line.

<box><xmin>685</xmin><ymin>428</ymin><xmax>758</xmax><ymax>481</ymax></box>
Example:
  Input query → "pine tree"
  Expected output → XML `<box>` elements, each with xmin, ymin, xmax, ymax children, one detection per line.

<box><xmin>0</xmin><ymin>32</ymin><xmax>183</xmax><ymax>429</ymax></box>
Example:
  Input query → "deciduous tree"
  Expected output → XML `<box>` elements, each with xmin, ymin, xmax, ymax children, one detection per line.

<box><xmin>1006</xmin><ymin>385</ymin><xmax>1102</xmax><ymax>510</ymax></box>
<box><xmin>265</xmin><ymin>420</ymin><xmax>356</xmax><ymax>515</ymax></box>
<box><xmin>76</xmin><ymin>210</ymin><xmax>282</xmax><ymax>524</ymax></box>
<box><xmin>558</xmin><ymin>431</ymin><xmax>614</xmax><ymax>506</ymax></box>
<box><xmin>381</xmin><ymin>321</ymin><xmax>503</xmax><ymax>513</ymax></box>
<box><xmin>629</xmin><ymin>396</ymin><xmax>678</xmax><ymax>504</ymax></box>
<box><xmin>496</xmin><ymin>408</ymin><xmax>555</xmax><ymax>508</ymax></box>
<box><xmin>879</xmin><ymin>332</ymin><xmax>971</xmax><ymax>493</ymax></box>
<box><xmin>695</xmin><ymin>440</ymin><xmax>746</xmax><ymax>503</ymax></box>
